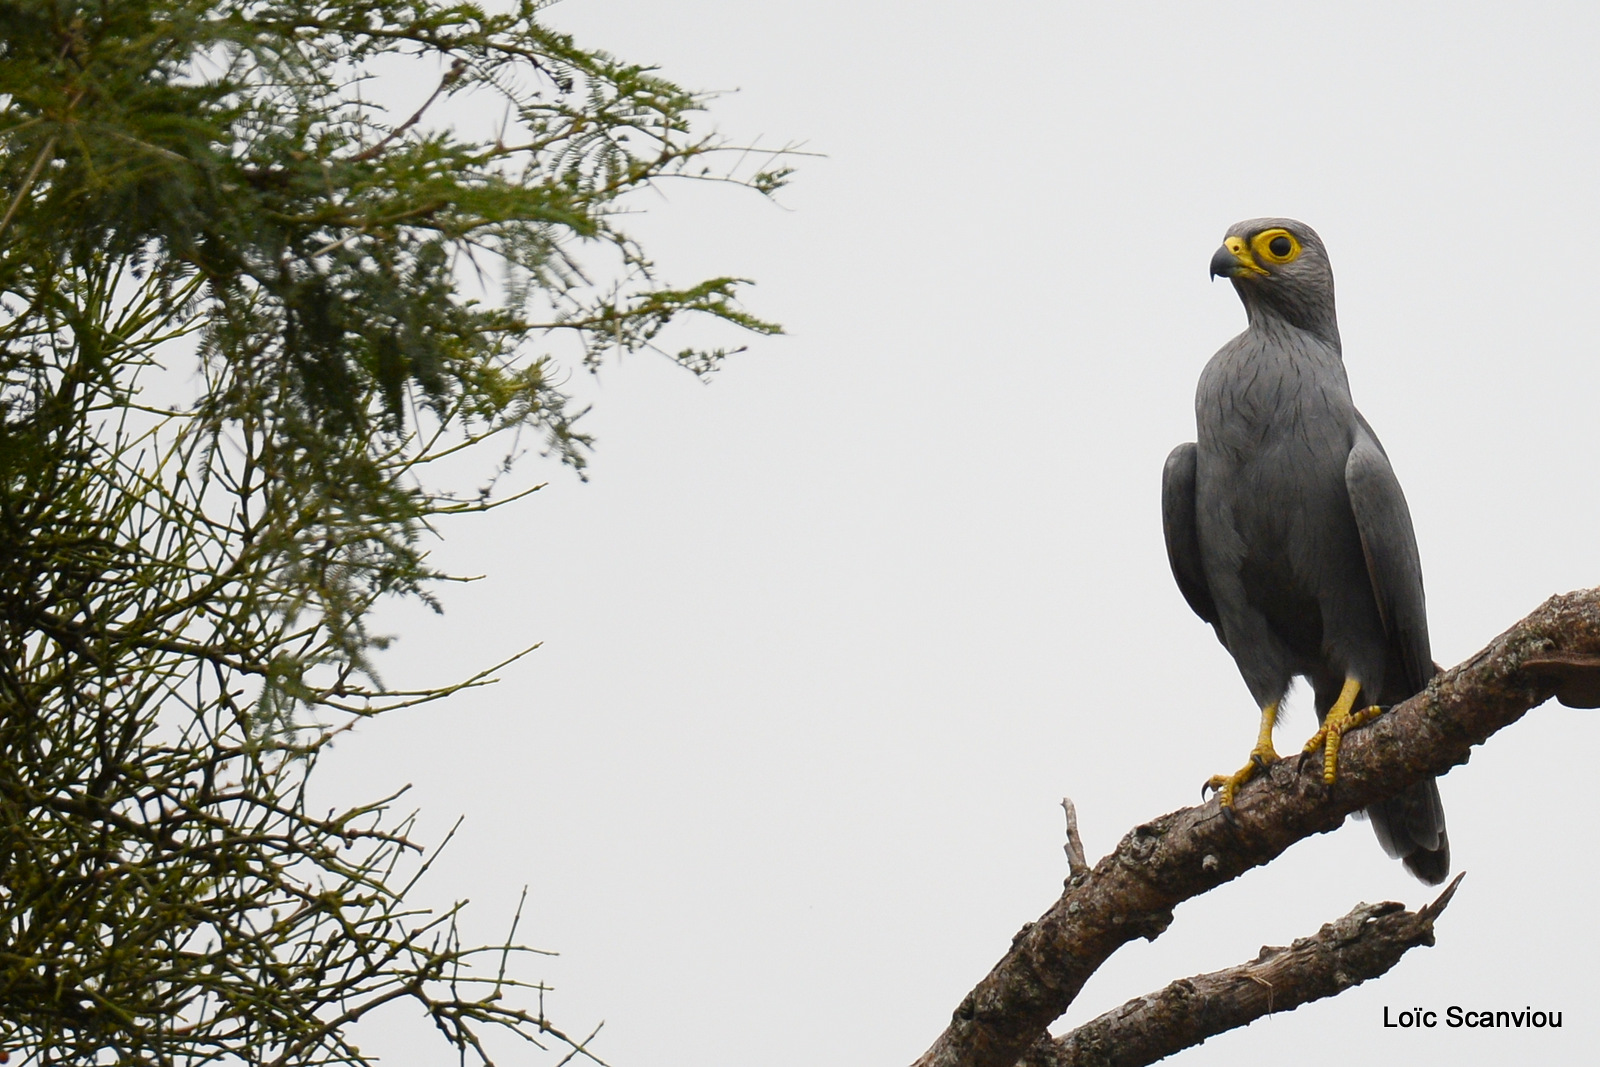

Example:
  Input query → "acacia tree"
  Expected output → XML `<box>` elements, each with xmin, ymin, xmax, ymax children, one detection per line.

<box><xmin>0</xmin><ymin>1</ymin><xmax>787</xmax><ymax>1062</ymax></box>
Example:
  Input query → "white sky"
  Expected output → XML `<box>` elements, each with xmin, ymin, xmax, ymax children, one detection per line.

<box><xmin>319</xmin><ymin>2</ymin><xmax>1600</xmax><ymax>1064</ymax></box>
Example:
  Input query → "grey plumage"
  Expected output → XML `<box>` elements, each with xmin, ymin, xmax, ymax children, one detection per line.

<box><xmin>1163</xmin><ymin>218</ymin><xmax>1449</xmax><ymax>884</ymax></box>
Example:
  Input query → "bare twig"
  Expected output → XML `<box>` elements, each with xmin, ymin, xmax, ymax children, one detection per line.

<box><xmin>349</xmin><ymin>58</ymin><xmax>467</xmax><ymax>162</ymax></box>
<box><xmin>1060</xmin><ymin>798</ymin><xmax>1088</xmax><ymax>878</ymax></box>
<box><xmin>1020</xmin><ymin>874</ymin><xmax>1464</xmax><ymax>1067</ymax></box>
<box><xmin>0</xmin><ymin>135</ymin><xmax>57</xmax><ymax>242</ymax></box>
<box><xmin>912</xmin><ymin>588</ymin><xmax>1600</xmax><ymax>1067</ymax></box>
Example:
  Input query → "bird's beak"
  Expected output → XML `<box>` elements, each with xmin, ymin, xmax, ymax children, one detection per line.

<box><xmin>1209</xmin><ymin>236</ymin><xmax>1269</xmax><ymax>280</ymax></box>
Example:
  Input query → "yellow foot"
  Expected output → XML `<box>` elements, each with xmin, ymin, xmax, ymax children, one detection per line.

<box><xmin>1302</xmin><ymin>677</ymin><xmax>1384</xmax><ymax>784</ymax></box>
<box><xmin>1203</xmin><ymin>740</ymin><xmax>1281</xmax><ymax>808</ymax></box>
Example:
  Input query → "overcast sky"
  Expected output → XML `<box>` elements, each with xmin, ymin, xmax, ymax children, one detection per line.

<box><xmin>318</xmin><ymin>3</ymin><xmax>1600</xmax><ymax>1064</ymax></box>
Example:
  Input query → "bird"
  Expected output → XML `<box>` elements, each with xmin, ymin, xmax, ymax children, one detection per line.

<box><xmin>1161</xmin><ymin>218</ymin><xmax>1449</xmax><ymax>884</ymax></box>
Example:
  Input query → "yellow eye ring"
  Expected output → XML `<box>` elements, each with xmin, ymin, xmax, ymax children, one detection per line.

<box><xmin>1251</xmin><ymin>228</ymin><xmax>1301</xmax><ymax>265</ymax></box>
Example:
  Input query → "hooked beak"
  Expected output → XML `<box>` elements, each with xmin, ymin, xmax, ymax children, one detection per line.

<box><xmin>1209</xmin><ymin>236</ymin><xmax>1269</xmax><ymax>280</ymax></box>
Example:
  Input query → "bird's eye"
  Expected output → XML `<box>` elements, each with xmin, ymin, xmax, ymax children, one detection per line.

<box><xmin>1251</xmin><ymin>228</ymin><xmax>1301</xmax><ymax>265</ymax></box>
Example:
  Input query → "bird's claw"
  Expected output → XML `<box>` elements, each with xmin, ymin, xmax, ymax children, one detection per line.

<box><xmin>1202</xmin><ymin>743</ymin><xmax>1280</xmax><ymax>810</ymax></box>
<box><xmin>1302</xmin><ymin>703</ymin><xmax>1387</xmax><ymax>783</ymax></box>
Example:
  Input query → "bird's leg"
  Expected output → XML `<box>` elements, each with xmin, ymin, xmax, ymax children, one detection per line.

<box><xmin>1301</xmin><ymin>676</ymin><xmax>1384</xmax><ymax>784</ymax></box>
<box><xmin>1204</xmin><ymin>702</ymin><xmax>1280</xmax><ymax>808</ymax></box>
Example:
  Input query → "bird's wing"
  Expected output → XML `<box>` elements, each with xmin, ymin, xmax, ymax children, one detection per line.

<box><xmin>1162</xmin><ymin>442</ymin><xmax>1219</xmax><ymax>626</ymax></box>
<box><xmin>1345</xmin><ymin>413</ymin><xmax>1432</xmax><ymax>697</ymax></box>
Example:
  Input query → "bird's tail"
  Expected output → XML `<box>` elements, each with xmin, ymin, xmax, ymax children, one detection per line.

<box><xmin>1366</xmin><ymin>776</ymin><xmax>1449</xmax><ymax>885</ymax></box>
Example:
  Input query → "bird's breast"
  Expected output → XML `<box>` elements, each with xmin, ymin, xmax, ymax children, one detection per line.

<box><xmin>1195</xmin><ymin>333</ymin><xmax>1353</xmax><ymax>466</ymax></box>
<box><xmin>1192</xmin><ymin>332</ymin><xmax>1361</xmax><ymax>575</ymax></box>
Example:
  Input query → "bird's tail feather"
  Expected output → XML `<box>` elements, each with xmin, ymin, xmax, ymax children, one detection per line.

<box><xmin>1367</xmin><ymin>776</ymin><xmax>1449</xmax><ymax>885</ymax></box>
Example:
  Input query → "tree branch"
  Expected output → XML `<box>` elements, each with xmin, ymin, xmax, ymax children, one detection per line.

<box><xmin>347</xmin><ymin>58</ymin><xmax>467</xmax><ymax>163</ymax></box>
<box><xmin>1060</xmin><ymin>798</ymin><xmax>1088</xmax><ymax>878</ymax></box>
<box><xmin>1020</xmin><ymin>873</ymin><xmax>1463</xmax><ymax>1067</ymax></box>
<box><xmin>911</xmin><ymin>587</ymin><xmax>1600</xmax><ymax>1067</ymax></box>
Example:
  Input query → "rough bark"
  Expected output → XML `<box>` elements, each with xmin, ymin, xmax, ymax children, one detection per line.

<box><xmin>1018</xmin><ymin>874</ymin><xmax>1462</xmax><ymax>1067</ymax></box>
<box><xmin>911</xmin><ymin>588</ymin><xmax>1600</xmax><ymax>1067</ymax></box>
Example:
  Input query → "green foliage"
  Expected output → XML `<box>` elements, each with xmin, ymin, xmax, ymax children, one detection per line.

<box><xmin>0</xmin><ymin>1</ymin><xmax>787</xmax><ymax>1062</ymax></box>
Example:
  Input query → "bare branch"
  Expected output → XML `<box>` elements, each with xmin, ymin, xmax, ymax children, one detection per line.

<box><xmin>912</xmin><ymin>587</ymin><xmax>1600</xmax><ymax>1067</ymax></box>
<box><xmin>348</xmin><ymin>58</ymin><xmax>468</xmax><ymax>163</ymax></box>
<box><xmin>0</xmin><ymin>135</ymin><xmax>56</xmax><ymax>242</ymax></box>
<box><xmin>1021</xmin><ymin>873</ymin><xmax>1463</xmax><ymax>1067</ymax></box>
<box><xmin>1060</xmin><ymin>798</ymin><xmax>1088</xmax><ymax>878</ymax></box>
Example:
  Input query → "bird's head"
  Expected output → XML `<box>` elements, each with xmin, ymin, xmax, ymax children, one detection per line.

<box><xmin>1210</xmin><ymin>218</ymin><xmax>1338</xmax><ymax>343</ymax></box>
